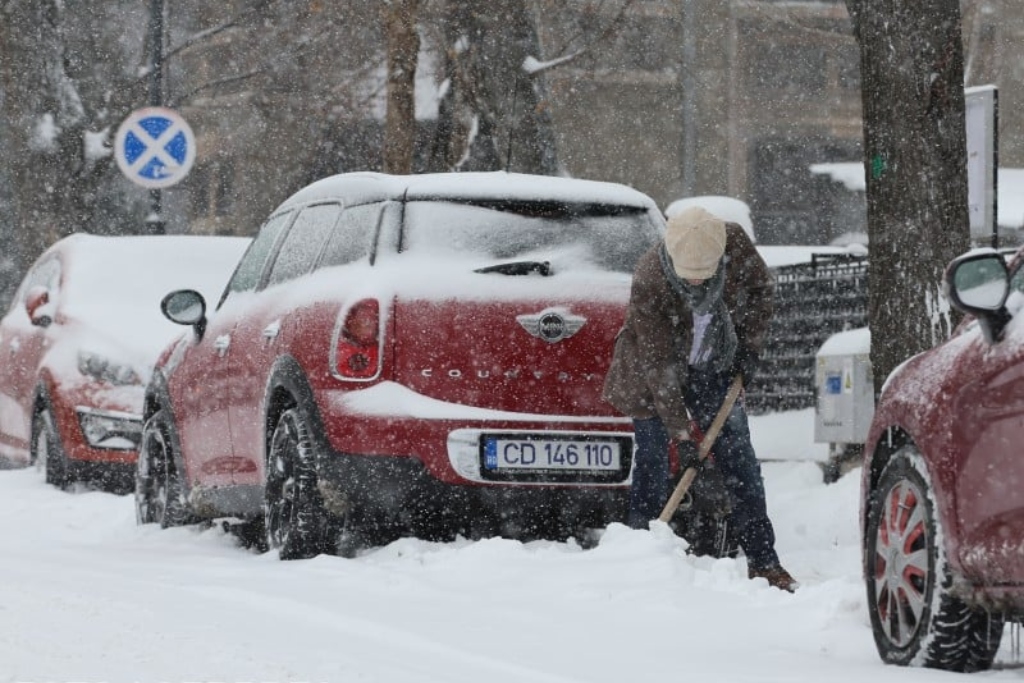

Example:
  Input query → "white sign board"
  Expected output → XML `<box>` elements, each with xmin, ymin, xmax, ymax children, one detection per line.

<box><xmin>114</xmin><ymin>107</ymin><xmax>196</xmax><ymax>189</ymax></box>
<box><xmin>965</xmin><ymin>85</ymin><xmax>997</xmax><ymax>242</ymax></box>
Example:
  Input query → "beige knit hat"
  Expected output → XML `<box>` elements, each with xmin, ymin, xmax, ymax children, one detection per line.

<box><xmin>664</xmin><ymin>206</ymin><xmax>727</xmax><ymax>280</ymax></box>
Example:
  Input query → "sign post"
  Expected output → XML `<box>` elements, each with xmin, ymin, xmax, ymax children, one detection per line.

<box><xmin>147</xmin><ymin>0</ymin><xmax>166</xmax><ymax>234</ymax></box>
<box><xmin>965</xmin><ymin>85</ymin><xmax>998</xmax><ymax>248</ymax></box>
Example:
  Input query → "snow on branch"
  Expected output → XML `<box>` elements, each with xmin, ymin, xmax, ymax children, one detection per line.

<box><xmin>163</xmin><ymin>0</ymin><xmax>289</xmax><ymax>63</ymax></box>
<box><xmin>534</xmin><ymin>0</ymin><xmax>640</xmax><ymax>73</ymax></box>
<box><xmin>522</xmin><ymin>51</ymin><xmax>582</xmax><ymax>75</ymax></box>
<box><xmin>169</xmin><ymin>70</ymin><xmax>262</xmax><ymax>107</ymax></box>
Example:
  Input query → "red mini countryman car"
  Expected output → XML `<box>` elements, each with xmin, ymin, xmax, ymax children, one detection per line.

<box><xmin>0</xmin><ymin>234</ymin><xmax>250</xmax><ymax>491</ymax></box>
<box><xmin>136</xmin><ymin>172</ymin><xmax>664</xmax><ymax>558</ymax></box>
<box><xmin>861</xmin><ymin>247</ymin><xmax>1024</xmax><ymax>672</ymax></box>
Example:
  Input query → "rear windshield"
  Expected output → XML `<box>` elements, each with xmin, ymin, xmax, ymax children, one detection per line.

<box><xmin>401</xmin><ymin>200</ymin><xmax>661</xmax><ymax>274</ymax></box>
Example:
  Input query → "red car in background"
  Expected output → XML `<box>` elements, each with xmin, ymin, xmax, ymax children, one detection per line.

<box><xmin>862</xmin><ymin>247</ymin><xmax>1024</xmax><ymax>672</ymax></box>
<box><xmin>0</xmin><ymin>234</ymin><xmax>250</xmax><ymax>491</ymax></box>
<box><xmin>137</xmin><ymin>171</ymin><xmax>664</xmax><ymax>558</ymax></box>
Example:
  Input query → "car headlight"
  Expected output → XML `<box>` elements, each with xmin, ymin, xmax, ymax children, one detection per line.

<box><xmin>76</xmin><ymin>408</ymin><xmax>143</xmax><ymax>450</ymax></box>
<box><xmin>77</xmin><ymin>351</ymin><xmax>140</xmax><ymax>386</ymax></box>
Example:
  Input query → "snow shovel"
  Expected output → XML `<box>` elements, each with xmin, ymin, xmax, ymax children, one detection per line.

<box><xmin>657</xmin><ymin>375</ymin><xmax>744</xmax><ymax>524</ymax></box>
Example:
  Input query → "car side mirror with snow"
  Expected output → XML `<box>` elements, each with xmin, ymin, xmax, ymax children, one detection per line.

<box><xmin>161</xmin><ymin>289</ymin><xmax>207</xmax><ymax>340</ymax></box>
<box><xmin>24</xmin><ymin>286</ymin><xmax>53</xmax><ymax>328</ymax></box>
<box><xmin>944</xmin><ymin>251</ymin><xmax>1011</xmax><ymax>343</ymax></box>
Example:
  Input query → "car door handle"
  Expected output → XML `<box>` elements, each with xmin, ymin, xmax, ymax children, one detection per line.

<box><xmin>263</xmin><ymin>321</ymin><xmax>281</xmax><ymax>340</ymax></box>
<box><xmin>214</xmin><ymin>334</ymin><xmax>231</xmax><ymax>357</ymax></box>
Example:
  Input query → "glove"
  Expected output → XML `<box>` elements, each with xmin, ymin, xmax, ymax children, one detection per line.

<box><xmin>676</xmin><ymin>438</ymin><xmax>702</xmax><ymax>472</ymax></box>
<box><xmin>731</xmin><ymin>345</ymin><xmax>759</xmax><ymax>387</ymax></box>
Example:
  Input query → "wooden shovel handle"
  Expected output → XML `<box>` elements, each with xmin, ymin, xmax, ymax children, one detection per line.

<box><xmin>657</xmin><ymin>376</ymin><xmax>744</xmax><ymax>523</ymax></box>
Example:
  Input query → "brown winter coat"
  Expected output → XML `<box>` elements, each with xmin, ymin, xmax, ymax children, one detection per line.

<box><xmin>602</xmin><ymin>222</ymin><xmax>773</xmax><ymax>436</ymax></box>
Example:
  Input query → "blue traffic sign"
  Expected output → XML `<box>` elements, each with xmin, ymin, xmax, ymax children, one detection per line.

<box><xmin>114</xmin><ymin>107</ymin><xmax>196</xmax><ymax>189</ymax></box>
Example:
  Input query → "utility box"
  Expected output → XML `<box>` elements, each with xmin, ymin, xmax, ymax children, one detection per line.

<box><xmin>814</xmin><ymin>327</ymin><xmax>874</xmax><ymax>446</ymax></box>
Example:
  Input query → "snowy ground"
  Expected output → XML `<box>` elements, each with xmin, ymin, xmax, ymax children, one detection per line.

<box><xmin>2</xmin><ymin>410</ymin><xmax>1023</xmax><ymax>682</ymax></box>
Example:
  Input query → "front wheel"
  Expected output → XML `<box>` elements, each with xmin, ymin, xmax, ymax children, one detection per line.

<box><xmin>264</xmin><ymin>408</ymin><xmax>339</xmax><ymax>560</ymax></box>
<box><xmin>865</xmin><ymin>446</ymin><xmax>1004</xmax><ymax>672</ymax></box>
<box><xmin>135</xmin><ymin>411</ymin><xmax>194</xmax><ymax>528</ymax></box>
<box><xmin>32</xmin><ymin>404</ymin><xmax>71</xmax><ymax>489</ymax></box>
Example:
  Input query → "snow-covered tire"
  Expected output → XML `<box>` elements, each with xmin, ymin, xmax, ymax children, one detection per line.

<box><xmin>264</xmin><ymin>408</ymin><xmax>339</xmax><ymax>560</ymax></box>
<box><xmin>135</xmin><ymin>411</ymin><xmax>194</xmax><ymax>528</ymax></box>
<box><xmin>865</xmin><ymin>445</ymin><xmax>1004</xmax><ymax>672</ymax></box>
<box><xmin>32</xmin><ymin>404</ymin><xmax>71</xmax><ymax>490</ymax></box>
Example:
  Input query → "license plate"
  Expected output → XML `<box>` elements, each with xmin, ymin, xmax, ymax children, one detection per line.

<box><xmin>482</xmin><ymin>436</ymin><xmax>622</xmax><ymax>472</ymax></box>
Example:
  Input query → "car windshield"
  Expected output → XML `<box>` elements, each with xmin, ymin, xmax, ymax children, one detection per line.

<box><xmin>401</xmin><ymin>200</ymin><xmax>661</xmax><ymax>274</ymax></box>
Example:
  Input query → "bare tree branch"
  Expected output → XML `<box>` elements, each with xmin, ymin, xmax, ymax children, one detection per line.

<box><xmin>740</xmin><ymin>2</ymin><xmax>857</xmax><ymax>42</ymax></box>
<box><xmin>169</xmin><ymin>70</ymin><xmax>262</xmax><ymax>107</ymax></box>
<box><xmin>163</xmin><ymin>0</ymin><xmax>289</xmax><ymax>63</ymax></box>
<box><xmin>530</xmin><ymin>0</ymin><xmax>641</xmax><ymax>74</ymax></box>
<box><xmin>162</xmin><ymin>23</ymin><xmax>239</xmax><ymax>65</ymax></box>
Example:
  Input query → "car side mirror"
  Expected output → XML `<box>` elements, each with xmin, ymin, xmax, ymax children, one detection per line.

<box><xmin>944</xmin><ymin>251</ymin><xmax>1011</xmax><ymax>343</ymax></box>
<box><xmin>24</xmin><ymin>286</ymin><xmax>53</xmax><ymax>327</ymax></box>
<box><xmin>161</xmin><ymin>289</ymin><xmax>207</xmax><ymax>339</ymax></box>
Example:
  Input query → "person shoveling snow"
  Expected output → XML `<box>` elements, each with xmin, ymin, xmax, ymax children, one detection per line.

<box><xmin>603</xmin><ymin>206</ymin><xmax>797</xmax><ymax>592</ymax></box>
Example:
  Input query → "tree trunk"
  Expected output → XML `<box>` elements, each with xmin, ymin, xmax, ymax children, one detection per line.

<box><xmin>382</xmin><ymin>0</ymin><xmax>420</xmax><ymax>175</ymax></box>
<box><xmin>0</xmin><ymin>1</ymin><xmax>78</xmax><ymax>269</ymax></box>
<box><xmin>0</xmin><ymin>0</ymin><xmax>146</xmax><ymax>287</ymax></box>
<box><xmin>427</xmin><ymin>0</ymin><xmax>558</xmax><ymax>175</ymax></box>
<box><xmin>845</xmin><ymin>0</ymin><xmax>971</xmax><ymax>396</ymax></box>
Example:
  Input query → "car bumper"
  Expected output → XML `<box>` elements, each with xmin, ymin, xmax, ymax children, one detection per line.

<box><xmin>320</xmin><ymin>383</ymin><xmax>634</xmax><ymax>486</ymax></box>
<box><xmin>316</xmin><ymin>449</ymin><xmax>628</xmax><ymax>537</ymax></box>
<box><xmin>314</xmin><ymin>383</ymin><xmax>633</xmax><ymax>534</ymax></box>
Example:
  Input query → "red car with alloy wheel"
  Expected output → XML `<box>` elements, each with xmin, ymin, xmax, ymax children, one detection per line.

<box><xmin>861</xmin><ymin>247</ymin><xmax>1024</xmax><ymax>672</ymax></box>
<box><xmin>0</xmin><ymin>234</ymin><xmax>250</xmax><ymax>491</ymax></box>
<box><xmin>136</xmin><ymin>171</ymin><xmax>664</xmax><ymax>558</ymax></box>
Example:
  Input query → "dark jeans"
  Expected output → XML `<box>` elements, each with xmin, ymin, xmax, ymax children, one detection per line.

<box><xmin>628</xmin><ymin>368</ymin><xmax>780</xmax><ymax>570</ymax></box>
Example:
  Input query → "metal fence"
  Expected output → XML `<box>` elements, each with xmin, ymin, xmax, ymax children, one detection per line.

<box><xmin>745</xmin><ymin>253</ymin><xmax>869</xmax><ymax>414</ymax></box>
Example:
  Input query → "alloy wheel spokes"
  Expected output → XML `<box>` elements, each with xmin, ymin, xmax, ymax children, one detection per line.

<box><xmin>874</xmin><ymin>479</ymin><xmax>929</xmax><ymax>647</ymax></box>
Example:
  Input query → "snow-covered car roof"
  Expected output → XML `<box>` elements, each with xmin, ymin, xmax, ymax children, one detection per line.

<box><xmin>276</xmin><ymin>172</ymin><xmax>661</xmax><ymax>214</ymax></box>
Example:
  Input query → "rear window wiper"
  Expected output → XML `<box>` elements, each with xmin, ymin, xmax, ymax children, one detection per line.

<box><xmin>473</xmin><ymin>260</ymin><xmax>552</xmax><ymax>277</ymax></box>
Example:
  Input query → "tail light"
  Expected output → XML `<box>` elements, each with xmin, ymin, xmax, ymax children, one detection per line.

<box><xmin>334</xmin><ymin>298</ymin><xmax>381</xmax><ymax>379</ymax></box>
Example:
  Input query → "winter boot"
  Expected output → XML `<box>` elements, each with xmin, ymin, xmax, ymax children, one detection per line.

<box><xmin>748</xmin><ymin>564</ymin><xmax>799</xmax><ymax>593</ymax></box>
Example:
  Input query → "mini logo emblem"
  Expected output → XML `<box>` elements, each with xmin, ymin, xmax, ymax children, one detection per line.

<box><xmin>516</xmin><ymin>308</ymin><xmax>586</xmax><ymax>343</ymax></box>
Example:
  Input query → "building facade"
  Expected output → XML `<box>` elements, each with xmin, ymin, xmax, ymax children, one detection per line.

<box><xmin>175</xmin><ymin>0</ymin><xmax>1024</xmax><ymax>246</ymax></box>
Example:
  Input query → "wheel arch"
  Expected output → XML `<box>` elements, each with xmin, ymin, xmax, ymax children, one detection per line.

<box><xmin>865</xmin><ymin>426</ymin><xmax>964</xmax><ymax>573</ymax></box>
<box><xmin>863</xmin><ymin>426</ymin><xmax>913</xmax><ymax>527</ymax></box>
<box><xmin>139</xmin><ymin>371</ymin><xmax>191</xmax><ymax>492</ymax></box>
<box><xmin>31</xmin><ymin>375</ymin><xmax>62</xmax><ymax>449</ymax></box>
<box><xmin>263</xmin><ymin>355</ymin><xmax>329</xmax><ymax>470</ymax></box>
<box><xmin>29</xmin><ymin>380</ymin><xmax>54</xmax><ymax>464</ymax></box>
<box><xmin>32</xmin><ymin>379</ymin><xmax>52</xmax><ymax>417</ymax></box>
<box><xmin>142</xmin><ymin>371</ymin><xmax>169</xmax><ymax>423</ymax></box>
<box><xmin>31</xmin><ymin>359</ymin><xmax>69</xmax><ymax>410</ymax></box>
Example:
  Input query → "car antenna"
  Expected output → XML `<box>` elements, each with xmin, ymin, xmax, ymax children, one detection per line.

<box><xmin>505</xmin><ymin>75</ymin><xmax>519</xmax><ymax>172</ymax></box>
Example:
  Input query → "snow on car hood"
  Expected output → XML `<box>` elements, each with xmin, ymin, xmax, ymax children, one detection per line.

<box><xmin>879</xmin><ymin>316</ymin><xmax>990</xmax><ymax>428</ymax></box>
<box><xmin>54</xmin><ymin>235</ymin><xmax>250</xmax><ymax>376</ymax></box>
<box><xmin>883</xmin><ymin>286</ymin><xmax>1024</xmax><ymax>409</ymax></box>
